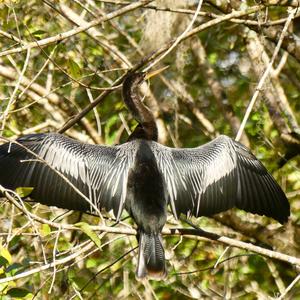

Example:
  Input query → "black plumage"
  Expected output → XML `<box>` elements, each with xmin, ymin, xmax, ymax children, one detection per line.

<box><xmin>0</xmin><ymin>71</ymin><xmax>290</xmax><ymax>280</ymax></box>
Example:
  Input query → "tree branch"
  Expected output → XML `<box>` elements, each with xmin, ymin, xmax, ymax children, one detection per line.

<box><xmin>1</xmin><ymin>188</ymin><xmax>299</xmax><ymax>281</ymax></box>
<box><xmin>58</xmin><ymin>4</ymin><xmax>265</xmax><ymax>133</ymax></box>
<box><xmin>0</xmin><ymin>0</ymin><xmax>154</xmax><ymax>58</ymax></box>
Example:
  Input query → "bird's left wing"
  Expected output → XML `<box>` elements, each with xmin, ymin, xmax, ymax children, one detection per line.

<box><xmin>0</xmin><ymin>133</ymin><xmax>137</xmax><ymax>220</ymax></box>
<box><xmin>151</xmin><ymin>135</ymin><xmax>290</xmax><ymax>223</ymax></box>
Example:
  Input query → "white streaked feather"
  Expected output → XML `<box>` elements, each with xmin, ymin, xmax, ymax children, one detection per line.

<box><xmin>151</xmin><ymin>135</ymin><xmax>240</xmax><ymax>217</ymax></box>
<box><xmin>29</xmin><ymin>134</ymin><xmax>138</xmax><ymax>218</ymax></box>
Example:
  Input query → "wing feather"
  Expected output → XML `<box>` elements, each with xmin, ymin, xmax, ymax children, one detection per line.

<box><xmin>0</xmin><ymin>133</ymin><xmax>137</xmax><ymax>220</ymax></box>
<box><xmin>152</xmin><ymin>135</ymin><xmax>289</xmax><ymax>223</ymax></box>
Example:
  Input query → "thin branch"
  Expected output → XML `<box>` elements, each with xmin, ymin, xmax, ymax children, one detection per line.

<box><xmin>0</xmin><ymin>186</ymin><xmax>132</xmax><ymax>234</ymax></box>
<box><xmin>161</xmin><ymin>77</ymin><xmax>216</xmax><ymax>137</ymax></box>
<box><xmin>48</xmin><ymin>224</ymin><xmax>61</xmax><ymax>294</ymax></box>
<box><xmin>79</xmin><ymin>246</ymin><xmax>137</xmax><ymax>293</ymax></box>
<box><xmin>0</xmin><ymin>64</ymin><xmax>107</xmax><ymax>143</ymax></box>
<box><xmin>1</xmin><ymin>187</ymin><xmax>300</xmax><ymax>275</ymax></box>
<box><xmin>0</xmin><ymin>239</ymin><xmax>95</xmax><ymax>285</ymax></box>
<box><xmin>59</xmin><ymin>3</ymin><xmax>131</xmax><ymax>68</ymax></box>
<box><xmin>0</xmin><ymin>0</ymin><xmax>154</xmax><ymax>58</ymax></box>
<box><xmin>1</xmin><ymin>47</ymin><xmax>31</xmax><ymax>131</ymax></box>
<box><xmin>174</xmin><ymin>253</ymin><xmax>255</xmax><ymax>276</ymax></box>
<box><xmin>235</xmin><ymin>7</ymin><xmax>297</xmax><ymax>141</ymax></box>
<box><xmin>277</xmin><ymin>273</ymin><xmax>300</xmax><ymax>300</ymax></box>
<box><xmin>265</xmin><ymin>259</ymin><xmax>286</xmax><ymax>294</ymax></box>
<box><xmin>95</xmin><ymin>0</ymin><xmax>300</xmax><ymax>8</ymax></box>
<box><xmin>17</xmin><ymin>45</ymin><xmax>57</xmax><ymax>100</ymax></box>
<box><xmin>167</xmin><ymin>227</ymin><xmax>300</xmax><ymax>267</ymax></box>
<box><xmin>0</xmin><ymin>29</ymin><xmax>25</xmax><ymax>44</ymax></box>
<box><xmin>24</xmin><ymin>24</ymin><xmax>124</xmax><ymax>92</ymax></box>
<box><xmin>58</xmin><ymin>4</ymin><xmax>265</xmax><ymax>133</ymax></box>
<box><xmin>144</xmin><ymin>0</ymin><xmax>204</xmax><ymax>72</ymax></box>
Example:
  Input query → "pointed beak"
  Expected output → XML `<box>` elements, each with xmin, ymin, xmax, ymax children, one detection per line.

<box><xmin>144</xmin><ymin>65</ymin><xmax>169</xmax><ymax>80</ymax></box>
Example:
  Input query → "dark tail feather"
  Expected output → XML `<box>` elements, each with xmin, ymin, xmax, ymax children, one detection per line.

<box><xmin>136</xmin><ymin>231</ymin><xmax>166</xmax><ymax>280</ymax></box>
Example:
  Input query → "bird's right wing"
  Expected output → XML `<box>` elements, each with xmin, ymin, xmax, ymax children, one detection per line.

<box><xmin>0</xmin><ymin>133</ymin><xmax>137</xmax><ymax>220</ymax></box>
<box><xmin>152</xmin><ymin>135</ymin><xmax>289</xmax><ymax>223</ymax></box>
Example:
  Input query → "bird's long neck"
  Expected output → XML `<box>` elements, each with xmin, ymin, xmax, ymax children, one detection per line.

<box><xmin>123</xmin><ymin>74</ymin><xmax>158</xmax><ymax>141</ymax></box>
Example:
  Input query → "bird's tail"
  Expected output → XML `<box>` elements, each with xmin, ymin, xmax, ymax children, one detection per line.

<box><xmin>136</xmin><ymin>231</ymin><xmax>166</xmax><ymax>280</ymax></box>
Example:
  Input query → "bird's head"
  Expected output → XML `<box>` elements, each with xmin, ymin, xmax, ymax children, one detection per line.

<box><xmin>123</xmin><ymin>66</ymin><xmax>169</xmax><ymax>88</ymax></box>
<box><xmin>122</xmin><ymin>66</ymin><xmax>168</xmax><ymax>142</ymax></box>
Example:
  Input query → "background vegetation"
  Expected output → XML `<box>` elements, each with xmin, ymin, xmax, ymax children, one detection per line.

<box><xmin>0</xmin><ymin>0</ymin><xmax>299</xmax><ymax>299</ymax></box>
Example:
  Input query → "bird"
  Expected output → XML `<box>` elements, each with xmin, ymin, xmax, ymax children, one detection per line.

<box><xmin>0</xmin><ymin>70</ymin><xmax>290</xmax><ymax>280</ymax></box>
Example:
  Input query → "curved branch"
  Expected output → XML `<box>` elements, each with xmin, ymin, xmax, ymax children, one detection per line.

<box><xmin>0</xmin><ymin>0</ymin><xmax>154</xmax><ymax>58</ymax></box>
<box><xmin>1</xmin><ymin>188</ymin><xmax>299</xmax><ymax>278</ymax></box>
<box><xmin>58</xmin><ymin>4</ymin><xmax>265</xmax><ymax>133</ymax></box>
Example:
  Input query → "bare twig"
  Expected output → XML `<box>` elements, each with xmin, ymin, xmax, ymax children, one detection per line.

<box><xmin>0</xmin><ymin>29</ymin><xmax>25</xmax><ymax>44</ymax></box>
<box><xmin>235</xmin><ymin>8</ymin><xmax>297</xmax><ymax>141</ymax></box>
<box><xmin>58</xmin><ymin>5</ymin><xmax>265</xmax><ymax>134</ymax></box>
<box><xmin>265</xmin><ymin>259</ymin><xmax>286</xmax><ymax>294</ymax></box>
<box><xmin>48</xmin><ymin>224</ymin><xmax>61</xmax><ymax>294</ymax></box>
<box><xmin>161</xmin><ymin>77</ymin><xmax>216</xmax><ymax>137</ymax></box>
<box><xmin>0</xmin><ymin>1</ymin><xmax>154</xmax><ymax>58</ymax></box>
<box><xmin>144</xmin><ymin>0</ymin><xmax>204</xmax><ymax>71</ymax></box>
<box><xmin>0</xmin><ymin>238</ymin><xmax>95</xmax><ymax>285</ymax></box>
<box><xmin>78</xmin><ymin>246</ymin><xmax>137</xmax><ymax>293</ymax></box>
<box><xmin>277</xmin><ymin>273</ymin><xmax>300</xmax><ymax>300</ymax></box>
<box><xmin>1</xmin><ymin>187</ymin><xmax>300</xmax><ymax>278</ymax></box>
<box><xmin>167</xmin><ymin>227</ymin><xmax>300</xmax><ymax>267</ymax></box>
<box><xmin>1</xmin><ymin>48</ymin><xmax>31</xmax><ymax>131</ymax></box>
<box><xmin>59</xmin><ymin>3</ymin><xmax>131</xmax><ymax>68</ymax></box>
<box><xmin>94</xmin><ymin>0</ymin><xmax>300</xmax><ymax>8</ymax></box>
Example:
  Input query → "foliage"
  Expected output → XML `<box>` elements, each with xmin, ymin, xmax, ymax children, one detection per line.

<box><xmin>0</xmin><ymin>0</ymin><xmax>299</xmax><ymax>299</ymax></box>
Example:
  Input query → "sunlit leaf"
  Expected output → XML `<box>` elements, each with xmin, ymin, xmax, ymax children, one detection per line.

<box><xmin>0</xmin><ymin>256</ymin><xmax>8</xmax><ymax>268</ymax></box>
<box><xmin>0</xmin><ymin>255</ymin><xmax>8</xmax><ymax>275</ymax></box>
<box><xmin>67</xmin><ymin>59</ymin><xmax>81</xmax><ymax>79</ymax></box>
<box><xmin>15</xmin><ymin>187</ymin><xmax>33</xmax><ymax>198</ymax></box>
<box><xmin>104</xmin><ymin>115</ymin><xmax>119</xmax><ymax>145</ymax></box>
<box><xmin>41</xmin><ymin>224</ymin><xmax>51</xmax><ymax>237</ymax></box>
<box><xmin>86</xmin><ymin>258</ymin><xmax>98</xmax><ymax>268</ymax></box>
<box><xmin>6</xmin><ymin>287</ymin><xmax>30</xmax><ymax>298</ymax></box>
<box><xmin>31</xmin><ymin>29</ymin><xmax>46</xmax><ymax>39</ymax></box>
<box><xmin>6</xmin><ymin>262</ymin><xmax>23</xmax><ymax>275</ymax></box>
<box><xmin>208</xmin><ymin>53</ymin><xmax>217</xmax><ymax>65</ymax></box>
<box><xmin>75</xmin><ymin>222</ymin><xmax>101</xmax><ymax>249</ymax></box>
<box><xmin>0</xmin><ymin>247</ymin><xmax>12</xmax><ymax>265</ymax></box>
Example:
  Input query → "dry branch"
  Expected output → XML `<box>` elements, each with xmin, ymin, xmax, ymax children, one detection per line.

<box><xmin>0</xmin><ymin>64</ymin><xmax>102</xmax><ymax>144</ymax></box>
<box><xmin>59</xmin><ymin>3</ymin><xmax>131</xmax><ymax>68</ymax></box>
<box><xmin>0</xmin><ymin>186</ymin><xmax>299</xmax><ymax>286</ymax></box>
<box><xmin>161</xmin><ymin>76</ymin><xmax>217</xmax><ymax>137</ymax></box>
<box><xmin>0</xmin><ymin>1</ymin><xmax>154</xmax><ymax>58</ymax></box>
<box><xmin>190</xmin><ymin>38</ymin><xmax>249</xmax><ymax>145</ymax></box>
<box><xmin>58</xmin><ymin>4</ymin><xmax>265</xmax><ymax>133</ymax></box>
<box><xmin>236</xmin><ymin>8</ymin><xmax>297</xmax><ymax>141</ymax></box>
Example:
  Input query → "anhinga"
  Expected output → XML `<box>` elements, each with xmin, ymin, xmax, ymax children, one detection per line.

<box><xmin>0</xmin><ymin>71</ymin><xmax>290</xmax><ymax>280</ymax></box>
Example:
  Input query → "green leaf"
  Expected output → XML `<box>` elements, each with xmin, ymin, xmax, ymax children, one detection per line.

<box><xmin>86</xmin><ymin>257</ymin><xmax>98</xmax><ymax>268</ymax></box>
<box><xmin>6</xmin><ymin>262</ymin><xmax>23</xmax><ymax>275</ymax></box>
<box><xmin>208</xmin><ymin>53</ymin><xmax>217</xmax><ymax>65</ymax></box>
<box><xmin>0</xmin><ymin>256</ymin><xmax>8</xmax><ymax>268</ymax></box>
<box><xmin>91</xmin><ymin>47</ymin><xmax>103</xmax><ymax>56</ymax></box>
<box><xmin>0</xmin><ymin>247</ymin><xmax>12</xmax><ymax>265</ymax></box>
<box><xmin>67</xmin><ymin>59</ymin><xmax>81</xmax><ymax>79</ymax></box>
<box><xmin>31</xmin><ymin>29</ymin><xmax>47</xmax><ymax>39</ymax></box>
<box><xmin>75</xmin><ymin>222</ymin><xmax>101</xmax><ymax>249</ymax></box>
<box><xmin>15</xmin><ymin>187</ymin><xmax>33</xmax><ymax>198</ymax></box>
<box><xmin>41</xmin><ymin>224</ymin><xmax>51</xmax><ymax>237</ymax></box>
<box><xmin>6</xmin><ymin>287</ymin><xmax>30</xmax><ymax>298</ymax></box>
<box><xmin>104</xmin><ymin>115</ymin><xmax>119</xmax><ymax>145</ymax></box>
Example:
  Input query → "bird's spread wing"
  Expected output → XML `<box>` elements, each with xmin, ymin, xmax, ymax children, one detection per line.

<box><xmin>0</xmin><ymin>133</ymin><xmax>137</xmax><ymax>220</ymax></box>
<box><xmin>152</xmin><ymin>135</ymin><xmax>290</xmax><ymax>223</ymax></box>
